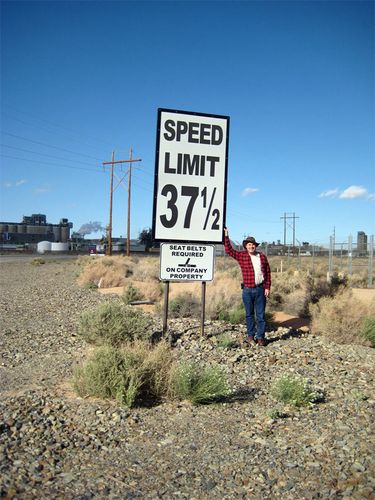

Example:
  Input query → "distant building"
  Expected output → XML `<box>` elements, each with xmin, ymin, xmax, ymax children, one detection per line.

<box><xmin>0</xmin><ymin>214</ymin><xmax>73</xmax><ymax>244</ymax></box>
<box><xmin>357</xmin><ymin>231</ymin><xmax>368</xmax><ymax>256</ymax></box>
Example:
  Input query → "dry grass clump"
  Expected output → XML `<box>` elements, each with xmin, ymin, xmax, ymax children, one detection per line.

<box><xmin>77</xmin><ymin>302</ymin><xmax>155</xmax><ymax>346</ymax></box>
<box><xmin>74</xmin><ymin>341</ymin><xmax>231</xmax><ymax>407</ymax></box>
<box><xmin>310</xmin><ymin>289</ymin><xmax>375</xmax><ymax>346</ymax></box>
<box><xmin>268</xmin><ymin>271</ymin><xmax>312</xmax><ymax>315</ymax></box>
<box><xmin>282</xmin><ymin>288</ymin><xmax>310</xmax><ymax>317</ymax></box>
<box><xmin>131</xmin><ymin>280</ymin><xmax>162</xmax><ymax>302</ymax></box>
<box><xmin>122</xmin><ymin>284</ymin><xmax>144</xmax><ymax>304</ymax></box>
<box><xmin>74</xmin><ymin>341</ymin><xmax>173</xmax><ymax>407</ymax></box>
<box><xmin>271</xmin><ymin>374</ymin><xmax>324</xmax><ymax>407</ymax></box>
<box><xmin>361</xmin><ymin>317</ymin><xmax>375</xmax><ymax>346</ymax></box>
<box><xmin>77</xmin><ymin>256</ymin><xmax>162</xmax><ymax>302</ymax></box>
<box><xmin>214</xmin><ymin>256</ymin><xmax>238</xmax><ymax>273</ymax></box>
<box><xmin>206</xmin><ymin>274</ymin><xmax>242</xmax><ymax>320</ymax></box>
<box><xmin>168</xmin><ymin>361</ymin><xmax>231</xmax><ymax>405</ymax></box>
<box><xmin>168</xmin><ymin>292</ymin><xmax>201</xmax><ymax>318</ymax></box>
<box><xmin>131</xmin><ymin>257</ymin><xmax>159</xmax><ymax>281</ymax></box>
<box><xmin>267</xmin><ymin>271</ymin><xmax>352</xmax><ymax>318</ymax></box>
<box><xmin>348</xmin><ymin>270</ymin><xmax>369</xmax><ymax>288</ymax></box>
<box><xmin>77</xmin><ymin>256</ymin><xmax>135</xmax><ymax>288</ymax></box>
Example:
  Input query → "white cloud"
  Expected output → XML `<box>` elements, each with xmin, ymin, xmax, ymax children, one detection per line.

<box><xmin>319</xmin><ymin>185</ymin><xmax>375</xmax><ymax>200</ymax></box>
<box><xmin>34</xmin><ymin>187</ymin><xmax>50</xmax><ymax>194</ymax></box>
<box><xmin>241</xmin><ymin>187</ymin><xmax>259</xmax><ymax>197</ymax></box>
<box><xmin>3</xmin><ymin>179</ymin><xmax>28</xmax><ymax>188</ymax></box>
<box><xmin>339</xmin><ymin>185</ymin><xmax>369</xmax><ymax>199</ymax></box>
<box><xmin>319</xmin><ymin>188</ymin><xmax>339</xmax><ymax>198</ymax></box>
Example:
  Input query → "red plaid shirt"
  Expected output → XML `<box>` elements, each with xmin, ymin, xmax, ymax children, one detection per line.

<box><xmin>224</xmin><ymin>235</ymin><xmax>271</xmax><ymax>290</ymax></box>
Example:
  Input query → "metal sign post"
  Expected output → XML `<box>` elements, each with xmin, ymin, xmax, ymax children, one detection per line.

<box><xmin>162</xmin><ymin>281</ymin><xmax>170</xmax><ymax>337</ymax></box>
<box><xmin>201</xmin><ymin>281</ymin><xmax>206</xmax><ymax>336</ymax></box>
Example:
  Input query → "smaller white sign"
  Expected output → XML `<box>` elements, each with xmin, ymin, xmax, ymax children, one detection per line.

<box><xmin>160</xmin><ymin>242</ymin><xmax>215</xmax><ymax>281</ymax></box>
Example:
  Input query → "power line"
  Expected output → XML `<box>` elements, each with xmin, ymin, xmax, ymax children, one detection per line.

<box><xmin>1</xmin><ymin>131</ymin><xmax>103</xmax><ymax>161</ymax></box>
<box><xmin>1</xmin><ymin>154</ymin><xmax>103</xmax><ymax>173</ymax></box>
<box><xmin>1</xmin><ymin>144</ymin><xmax>96</xmax><ymax>167</ymax></box>
<box><xmin>2</xmin><ymin>105</ymin><xmax>115</xmax><ymax>149</ymax></box>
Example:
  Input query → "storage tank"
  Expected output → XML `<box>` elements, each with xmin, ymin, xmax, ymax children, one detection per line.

<box><xmin>37</xmin><ymin>241</ymin><xmax>52</xmax><ymax>254</ymax></box>
<box><xmin>51</xmin><ymin>242</ymin><xmax>69</xmax><ymax>252</ymax></box>
<box><xmin>52</xmin><ymin>226</ymin><xmax>61</xmax><ymax>241</ymax></box>
<box><xmin>33</xmin><ymin>225</ymin><xmax>48</xmax><ymax>235</ymax></box>
<box><xmin>60</xmin><ymin>226</ymin><xmax>70</xmax><ymax>242</ymax></box>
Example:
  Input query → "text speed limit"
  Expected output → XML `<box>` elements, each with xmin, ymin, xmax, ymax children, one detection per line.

<box><xmin>152</xmin><ymin>109</ymin><xmax>229</xmax><ymax>243</ymax></box>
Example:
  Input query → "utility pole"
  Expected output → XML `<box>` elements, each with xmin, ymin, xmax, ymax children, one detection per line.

<box><xmin>102</xmin><ymin>149</ymin><xmax>141</xmax><ymax>256</ymax></box>
<box><xmin>280</xmin><ymin>212</ymin><xmax>300</xmax><ymax>247</ymax></box>
<box><xmin>127</xmin><ymin>148</ymin><xmax>133</xmax><ymax>257</ymax></box>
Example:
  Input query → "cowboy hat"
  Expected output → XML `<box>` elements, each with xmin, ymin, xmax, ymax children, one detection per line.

<box><xmin>242</xmin><ymin>236</ymin><xmax>259</xmax><ymax>248</ymax></box>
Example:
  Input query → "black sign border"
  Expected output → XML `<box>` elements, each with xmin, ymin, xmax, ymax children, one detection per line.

<box><xmin>152</xmin><ymin>108</ymin><xmax>230</xmax><ymax>245</ymax></box>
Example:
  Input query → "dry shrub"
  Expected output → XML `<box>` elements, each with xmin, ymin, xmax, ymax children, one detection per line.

<box><xmin>267</xmin><ymin>271</ymin><xmax>310</xmax><ymax>312</ymax></box>
<box><xmin>74</xmin><ymin>341</ymin><xmax>173</xmax><ymax>407</ymax></box>
<box><xmin>77</xmin><ymin>256</ymin><xmax>134</xmax><ymax>288</ymax></box>
<box><xmin>169</xmin><ymin>361</ymin><xmax>231</xmax><ymax>404</ymax></box>
<box><xmin>348</xmin><ymin>270</ymin><xmax>368</xmax><ymax>288</ymax></box>
<box><xmin>132</xmin><ymin>280</ymin><xmax>162</xmax><ymax>302</ymax></box>
<box><xmin>169</xmin><ymin>292</ymin><xmax>201</xmax><ymax>318</ymax></box>
<box><xmin>283</xmin><ymin>288</ymin><xmax>310</xmax><ymax>317</ymax></box>
<box><xmin>122</xmin><ymin>284</ymin><xmax>144</xmax><ymax>304</ymax></box>
<box><xmin>214</xmin><ymin>256</ymin><xmax>238</xmax><ymax>273</ymax></box>
<box><xmin>310</xmin><ymin>289</ymin><xmax>375</xmax><ymax>346</ymax></box>
<box><xmin>77</xmin><ymin>302</ymin><xmax>155</xmax><ymax>346</ymax></box>
<box><xmin>206</xmin><ymin>274</ymin><xmax>241</xmax><ymax>320</ymax></box>
<box><xmin>131</xmin><ymin>258</ymin><xmax>159</xmax><ymax>281</ymax></box>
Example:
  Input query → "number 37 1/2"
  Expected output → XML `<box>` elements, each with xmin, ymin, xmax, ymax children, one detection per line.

<box><xmin>159</xmin><ymin>184</ymin><xmax>220</xmax><ymax>230</ymax></box>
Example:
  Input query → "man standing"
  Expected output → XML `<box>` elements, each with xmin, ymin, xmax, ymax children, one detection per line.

<box><xmin>224</xmin><ymin>227</ymin><xmax>271</xmax><ymax>346</ymax></box>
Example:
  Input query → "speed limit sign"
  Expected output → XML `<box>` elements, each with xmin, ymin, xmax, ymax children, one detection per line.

<box><xmin>152</xmin><ymin>108</ymin><xmax>229</xmax><ymax>243</ymax></box>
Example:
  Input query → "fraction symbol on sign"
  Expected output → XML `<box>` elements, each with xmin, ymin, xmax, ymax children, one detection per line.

<box><xmin>202</xmin><ymin>187</ymin><xmax>217</xmax><ymax>230</ymax></box>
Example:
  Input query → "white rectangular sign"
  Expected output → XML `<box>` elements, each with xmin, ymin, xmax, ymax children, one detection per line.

<box><xmin>159</xmin><ymin>243</ymin><xmax>215</xmax><ymax>281</ymax></box>
<box><xmin>152</xmin><ymin>108</ymin><xmax>229</xmax><ymax>244</ymax></box>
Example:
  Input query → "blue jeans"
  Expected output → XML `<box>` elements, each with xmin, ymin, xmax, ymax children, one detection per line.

<box><xmin>242</xmin><ymin>286</ymin><xmax>266</xmax><ymax>339</ymax></box>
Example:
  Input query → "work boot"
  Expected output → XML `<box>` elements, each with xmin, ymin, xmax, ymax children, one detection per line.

<box><xmin>257</xmin><ymin>338</ymin><xmax>267</xmax><ymax>347</ymax></box>
<box><xmin>243</xmin><ymin>335</ymin><xmax>255</xmax><ymax>346</ymax></box>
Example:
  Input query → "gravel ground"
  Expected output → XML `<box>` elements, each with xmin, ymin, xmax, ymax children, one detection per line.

<box><xmin>1</xmin><ymin>258</ymin><xmax>374</xmax><ymax>499</ymax></box>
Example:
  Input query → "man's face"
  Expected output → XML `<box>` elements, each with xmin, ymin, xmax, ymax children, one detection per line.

<box><xmin>246</xmin><ymin>242</ymin><xmax>257</xmax><ymax>253</ymax></box>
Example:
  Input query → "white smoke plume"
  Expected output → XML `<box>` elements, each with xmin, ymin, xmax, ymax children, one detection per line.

<box><xmin>77</xmin><ymin>221</ymin><xmax>105</xmax><ymax>236</ymax></box>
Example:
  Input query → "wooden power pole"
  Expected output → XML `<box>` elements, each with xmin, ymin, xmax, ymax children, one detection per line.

<box><xmin>102</xmin><ymin>149</ymin><xmax>141</xmax><ymax>256</ymax></box>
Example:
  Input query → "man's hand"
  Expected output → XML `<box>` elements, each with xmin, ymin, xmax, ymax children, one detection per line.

<box><xmin>265</xmin><ymin>289</ymin><xmax>270</xmax><ymax>298</ymax></box>
<box><xmin>224</xmin><ymin>227</ymin><xmax>228</xmax><ymax>237</ymax></box>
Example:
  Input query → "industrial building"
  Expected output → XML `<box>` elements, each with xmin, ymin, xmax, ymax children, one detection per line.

<box><xmin>357</xmin><ymin>231</ymin><xmax>368</xmax><ymax>256</ymax></box>
<box><xmin>0</xmin><ymin>214</ymin><xmax>73</xmax><ymax>245</ymax></box>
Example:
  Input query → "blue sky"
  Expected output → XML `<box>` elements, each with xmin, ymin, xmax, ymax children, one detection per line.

<box><xmin>1</xmin><ymin>0</ymin><xmax>374</xmax><ymax>246</ymax></box>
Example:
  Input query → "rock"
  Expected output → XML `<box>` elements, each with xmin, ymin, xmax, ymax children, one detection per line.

<box><xmin>0</xmin><ymin>258</ymin><xmax>374</xmax><ymax>498</ymax></box>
